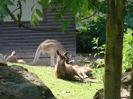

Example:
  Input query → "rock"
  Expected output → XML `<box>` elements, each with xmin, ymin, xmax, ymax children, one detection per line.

<box><xmin>93</xmin><ymin>89</ymin><xmax>103</xmax><ymax>99</ymax></box>
<box><xmin>121</xmin><ymin>71</ymin><xmax>131</xmax><ymax>98</ymax></box>
<box><xmin>0</xmin><ymin>54</ymin><xmax>7</xmax><ymax>66</ymax></box>
<box><xmin>121</xmin><ymin>72</ymin><xmax>131</xmax><ymax>86</ymax></box>
<box><xmin>121</xmin><ymin>88</ymin><xmax>130</xmax><ymax>99</ymax></box>
<box><xmin>0</xmin><ymin>65</ymin><xmax>56</xmax><ymax>99</ymax></box>
<box><xmin>93</xmin><ymin>88</ymin><xmax>130</xmax><ymax>99</ymax></box>
<box><xmin>93</xmin><ymin>71</ymin><xmax>131</xmax><ymax>99</ymax></box>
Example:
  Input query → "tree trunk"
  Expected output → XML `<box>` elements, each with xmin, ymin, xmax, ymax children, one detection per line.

<box><xmin>130</xmin><ymin>60</ymin><xmax>133</xmax><ymax>99</ymax></box>
<box><xmin>104</xmin><ymin>0</ymin><xmax>125</xmax><ymax>99</ymax></box>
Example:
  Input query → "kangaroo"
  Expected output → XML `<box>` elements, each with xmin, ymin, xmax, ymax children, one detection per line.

<box><xmin>6</xmin><ymin>51</ymin><xmax>25</xmax><ymax>64</ymax></box>
<box><xmin>30</xmin><ymin>39</ymin><xmax>66</xmax><ymax>66</ymax></box>
<box><xmin>54</xmin><ymin>50</ymin><xmax>94</xmax><ymax>82</ymax></box>
<box><xmin>54</xmin><ymin>50</ymin><xmax>83</xmax><ymax>81</ymax></box>
<box><xmin>64</xmin><ymin>53</ymin><xmax>94</xmax><ymax>79</ymax></box>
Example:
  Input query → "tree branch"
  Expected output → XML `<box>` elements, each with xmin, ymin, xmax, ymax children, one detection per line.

<box><xmin>5</xmin><ymin>5</ymin><xmax>19</xmax><ymax>25</ymax></box>
<box><xmin>81</xmin><ymin>11</ymin><xmax>97</xmax><ymax>20</ymax></box>
<box><xmin>4</xmin><ymin>4</ymin><xmax>98</xmax><ymax>39</ymax></box>
<box><xmin>125</xmin><ymin>0</ymin><xmax>133</xmax><ymax>7</ymax></box>
<box><xmin>5</xmin><ymin>4</ymin><xmax>61</xmax><ymax>32</ymax></box>
<box><xmin>12</xmin><ymin>7</ymin><xmax>19</xmax><ymax>13</ymax></box>
<box><xmin>17</xmin><ymin>0</ymin><xmax>22</xmax><ymax>28</ymax></box>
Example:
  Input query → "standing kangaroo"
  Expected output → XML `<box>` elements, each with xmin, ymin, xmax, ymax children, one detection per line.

<box><xmin>30</xmin><ymin>39</ymin><xmax>66</xmax><ymax>66</ymax></box>
<box><xmin>54</xmin><ymin>50</ymin><xmax>94</xmax><ymax>81</ymax></box>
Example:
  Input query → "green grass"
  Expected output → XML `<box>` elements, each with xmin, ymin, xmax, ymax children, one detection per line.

<box><xmin>8</xmin><ymin>63</ymin><xmax>103</xmax><ymax>99</ymax></box>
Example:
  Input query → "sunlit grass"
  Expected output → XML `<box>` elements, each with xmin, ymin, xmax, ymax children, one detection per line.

<box><xmin>8</xmin><ymin>63</ymin><xmax>103</xmax><ymax>99</ymax></box>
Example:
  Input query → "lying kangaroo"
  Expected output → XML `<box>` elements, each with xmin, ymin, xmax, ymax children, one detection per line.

<box><xmin>54</xmin><ymin>50</ymin><xmax>93</xmax><ymax>81</ymax></box>
<box><xmin>6</xmin><ymin>51</ymin><xmax>25</xmax><ymax>64</ymax></box>
<box><xmin>30</xmin><ymin>39</ymin><xmax>66</xmax><ymax>66</ymax></box>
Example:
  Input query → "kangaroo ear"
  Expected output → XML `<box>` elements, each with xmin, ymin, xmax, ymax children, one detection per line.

<box><xmin>63</xmin><ymin>52</ymin><xmax>68</xmax><ymax>56</ymax></box>
<box><xmin>56</xmin><ymin>50</ymin><xmax>61</xmax><ymax>56</ymax></box>
<box><xmin>56</xmin><ymin>50</ymin><xmax>63</xmax><ymax>59</ymax></box>
<box><xmin>69</xmin><ymin>54</ymin><xmax>72</xmax><ymax>58</ymax></box>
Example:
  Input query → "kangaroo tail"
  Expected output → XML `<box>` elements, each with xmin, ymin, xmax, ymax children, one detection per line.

<box><xmin>30</xmin><ymin>45</ymin><xmax>42</xmax><ymax>65</ymax></box>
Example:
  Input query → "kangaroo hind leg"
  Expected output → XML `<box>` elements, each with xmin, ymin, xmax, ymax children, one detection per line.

<box><xmin>50</xmin><ymin>55</ymin><xmax>55</xmax><ymax>67</ymax></box>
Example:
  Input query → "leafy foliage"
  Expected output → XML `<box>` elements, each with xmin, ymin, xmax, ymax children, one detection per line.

<box><xmin>76</xmin><ymin>17</ymin><xmax>106</xmax><ymax>53</ymax></box>
<box><xmin>0</xmin><ymin>0</ymin><xmax>107</xmax><ymax>31</ymax></box>
<box><xmin>123</xmin><ymin>28</ymin><xmax>133</xmax><ymax>70</ymax></box>
<box><xmin>0</xmin><ymin>0</ymin><xmax>132</xmax><ymax>31</ymax></box>
<box><xmin>36</xmin><ymin>9</ymin><xmax>44</xmax><ymax>19</ymax></box>
<box><xmin>124</xmin><ymin>1</ymin><xmax>133</xmax><ymax>30</ymax></box>
<box><xmin>92</xmin><ymin>37</ymin><xmax>105</xmax><ymax>57</ymax></box>
<box><xmin>62</xmin><ymin>20</ymin><xmax>70</xmax><ymax>32</ymax></box>
<box><xmin>0</xmin><ymin>0</ymin><xmax>13</xmax><ymax>18</ymax></box>
<box><xmin>30</xmin><ymin>0</ymin><xmax>44</xmax><ymax>26</ymax></box>
<box><xmin>76</xmin><ymin>0</ymin><xmax>132</xmax><ymax>54</ymax></box>
<box><xmin>92</xmin><ymin>67</ymin><xmax>104</xmax><ymax>81</ymax></box>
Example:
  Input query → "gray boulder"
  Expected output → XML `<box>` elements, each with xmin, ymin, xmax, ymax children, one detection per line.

<box><xmin>93</xmin><ymin>70</ymin><xmax>131</xmax><ymax>99</ymax></box>
<box><xmin>0</xmin><ymin>65</ymin><xmax>56</xmax><ymax>99</ymax></box>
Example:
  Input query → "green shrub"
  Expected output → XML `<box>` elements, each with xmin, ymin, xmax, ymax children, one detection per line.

<box><xmin>123</xmin><ymin>28</ymin><xmax>133</xmax><ymax>70</ymax></box>
<box><xmin>76</xmin><ymin>17</ymin><xmax>106</xmax><ymax>53</ymax></box>
<box><xmin>92</xmin><ymin>37</ymin><xmax>105</xmax><ymax>57</ymax></box>
<box><xmin>76</xmin><ymin>1</ymin><xmax>132</xmax><ymax>53</ymax></box>
<box><xmin>124</xmin><ymin>1</ymin><xmax>133</xmax><ymax>30</ymax></box>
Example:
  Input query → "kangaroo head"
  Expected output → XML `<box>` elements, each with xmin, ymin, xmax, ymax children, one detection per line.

<box><xmin>56</xmin><ymin>50</ymin><xmax>73</xmax><ymax>65</ymax></box>
<box><xmin>11</xmin><ymin>51</ymin><xmax>17</xmax><ymax>56</ymax></box>
<box><xmin>6</xmin><ymin>51</ymin><xmax>18</xmax><ymax>63</ymax></box>
<box><xmin>56</xmin><ymin>50</ymin><xmax>66</xmax><ymax>64</ymax></box>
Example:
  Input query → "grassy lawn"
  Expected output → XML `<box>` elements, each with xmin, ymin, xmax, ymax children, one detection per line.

<box><xmin>8</xmin><ymin>63</ymin><xmax>103</xmax><ymax>99</ymax></box>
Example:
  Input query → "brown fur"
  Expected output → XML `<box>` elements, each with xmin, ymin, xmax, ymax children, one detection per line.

<box><xmin>54</xmin><ymin>51</ymin><xmax>83</xmax><ymax>81</ymax></box>
<box><xmin>69</xmin><ymin>65</ymin><xmax>93</xmax><ymax>79</ymax></box>
<box><xmin>6</xmin><ymin>51</ymin><xmax>18</xmax><ymax>63</ymax></box>
<box><xmin>54</xmin><ymin>51</ymin><xmax>93</xmax><ymax>81</ymax></box>
<box><xmin>30</xmin><ymin>39</ymin><xmax>66</xmax><ymax>66</ymax></box>
<box><xmin>6</xmin><ymin>51</ymin><xmax>25</xmax><ymax>64</ymax></box>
